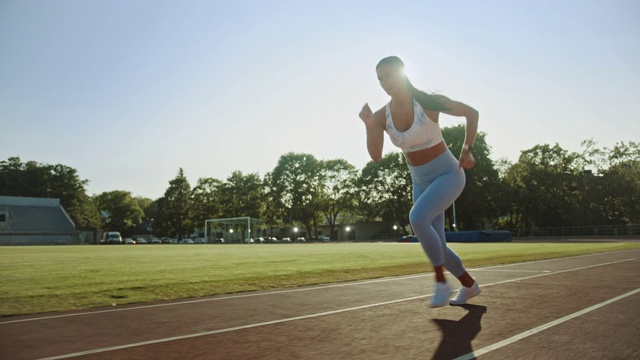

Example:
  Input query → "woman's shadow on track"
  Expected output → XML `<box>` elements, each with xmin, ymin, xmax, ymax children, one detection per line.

<box><xmin>431</xmin><ymin>304</ymin><xmax>487</xmax><ymax>360</ymax></box>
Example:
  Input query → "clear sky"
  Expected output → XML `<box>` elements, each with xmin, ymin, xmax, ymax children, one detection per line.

<box><xmin>1</xmin><ymin>0</ymin><xmax>638</xmax><ymax>199</ymax></box>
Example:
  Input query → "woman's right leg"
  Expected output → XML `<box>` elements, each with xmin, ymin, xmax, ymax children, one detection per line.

<box><xmin>433</xmin><ymin>208</ymin><xmax>481</xmax><ymax>304</ymax></box>
<box><xmin>433</xmin><ymin>213</ymin><xmax>463</xmax><ymax>274</ymax></box>
<box><xmin>433</xmin><ymin>212</ymin><xmax>475</xmax><ymax>287</ymax></box>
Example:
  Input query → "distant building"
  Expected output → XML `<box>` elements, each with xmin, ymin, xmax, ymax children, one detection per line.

<box><xmin>0</xmin><ymin>196</ymin><xmax>79</xmax><ymax>245</ymax></box>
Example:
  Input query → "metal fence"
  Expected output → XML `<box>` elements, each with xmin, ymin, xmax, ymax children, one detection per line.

<box><xmin>504</xmin><ymin>224</ymin><xmax>640</xmax><ymax>238</ymax></box>
<box><xmin>372</xmin><ymin>224</ymin><xmax>640</xmax><ymax>241</ymax></box>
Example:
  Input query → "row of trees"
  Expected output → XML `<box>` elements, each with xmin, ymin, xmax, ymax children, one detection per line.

<box><xmin>1</xmin><ymin>126</ymin><xmax>638</xmax><ymax>239</ymax></box>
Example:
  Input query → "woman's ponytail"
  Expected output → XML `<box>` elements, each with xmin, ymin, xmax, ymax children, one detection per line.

<box><xmin>406</xmin><ymin>80</ymin><xmax>448</xmax><ymax>112</ymax></box>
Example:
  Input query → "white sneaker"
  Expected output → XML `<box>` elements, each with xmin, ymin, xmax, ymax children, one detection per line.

<box><xmin>430</xmin><ymin>282</ymin><xmax>452</xmax><ymax>308</ymax></box>
<box><xmin>449</xmin><ymin>280</ymin><xmax>481</xmax><ymax>305</ymax></box>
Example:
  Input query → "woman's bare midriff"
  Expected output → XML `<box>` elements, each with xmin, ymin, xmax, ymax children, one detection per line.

<box><xmin>404</xmin><ymin>141</ymin><xmax>447</xmax><ymax>166</ymax></box>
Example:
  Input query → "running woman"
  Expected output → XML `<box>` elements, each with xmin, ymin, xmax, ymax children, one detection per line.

<box><xmin>358</xmin><ymin>56</ymin><xmax>481</xmax><ymax>307</ymax></box>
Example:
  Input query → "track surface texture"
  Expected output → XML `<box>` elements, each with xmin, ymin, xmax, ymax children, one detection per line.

<box><xmin>1</xmin><ymin>248</ymin><xmax>639</xmax><ymax>360</ymax></box>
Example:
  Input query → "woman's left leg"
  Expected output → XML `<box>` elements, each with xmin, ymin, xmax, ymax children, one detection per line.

<box><xmin>433</xmin><ymin>213</ymin><xmax>475</xmax><ymax>287</ymax></box>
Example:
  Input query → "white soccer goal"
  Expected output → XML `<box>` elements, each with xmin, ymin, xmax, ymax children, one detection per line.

<box><xmin>204</xmin><ymin>217</ymin><xmax>264</xmax><ymax>244</ymax></box>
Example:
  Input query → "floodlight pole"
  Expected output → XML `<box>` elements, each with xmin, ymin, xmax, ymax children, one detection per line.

<box><xmin>452</xmin><ymin>201</ymin><xmax>457</xmax><ymax>231</ymax></box>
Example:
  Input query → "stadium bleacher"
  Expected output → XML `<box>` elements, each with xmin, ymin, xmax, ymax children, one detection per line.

<box><xmin>0</xmin><ymin>196</ymin><xmax>78</xmax><ymax>245</ymax></box>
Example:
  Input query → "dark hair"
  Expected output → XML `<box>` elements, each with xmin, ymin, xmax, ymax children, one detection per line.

<box><xmin>376</xmin><ymin>56</ymin><xmax>448</xmax><ymax>112</ymax></box>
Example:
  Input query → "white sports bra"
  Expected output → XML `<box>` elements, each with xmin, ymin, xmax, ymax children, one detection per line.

<box><xmin>385</xmin><ymin>98</ymin><xmax>444</xmax><ymax>153</ymax></box>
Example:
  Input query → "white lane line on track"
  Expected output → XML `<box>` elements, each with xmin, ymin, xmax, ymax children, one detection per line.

<box><xmin>453</xmin><ymin>287</ymin><xmax>640</xmax><ymax>360</ymax></box>
<box><xmin>472</xmin><ymin>269</ymin><xmax>551</xmax><ymax>273</ymax></box>
<box><xmin>3</xmin><ymin>249</ymin><xmax>638</xmax><ymax>325</ymax></box>
<box><xmin>1</xmin><ymin>274</ymin><xmax>430</xmax><ymax>325</ymax></box>
<box><xmin>38</xmin><ymin>294</ymin><xmax>430</xmax><ymax>360</ymax></box>
<box><xmin>36</xmin><ymin>257</ymin><xmax>638</xmax><ymax>360</ymax></box>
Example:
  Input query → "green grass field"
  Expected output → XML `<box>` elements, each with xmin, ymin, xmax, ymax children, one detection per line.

<box><xmin>1</xmin><ymin>242</ymin><xmax>638</xmax><ymax>317</ymax></box>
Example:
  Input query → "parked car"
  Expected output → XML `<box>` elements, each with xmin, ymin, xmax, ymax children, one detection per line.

<box><xmin>136</xmin><ymin>238</ymin><xmax>148</xmax><ymax>244</ymax></box>
<box><xmin>397</xmin><ymin>235</ymin><xmax>418</xmax><ymax>243</ymax></box>
<box><xmin>265</xmin><ymin>237</ymin><xmax>278</xmax><ymax>243</ymax></box>
<box><xmin>194</xmin><ymin>238</ymin><xmax>206</xmax><ymax>244</ymax></box>
<box><xmin>318</xmin><ymin>235</ymin><xmax>330</xmax><ymax>242</ymax></box>
<box><xmin>295</xmin><ymin>237</ymin><xmax>306</xmax><ymax>242</ymax></box>
<box><xmin>150</xmin><ymin>238</ymin><xmax>162</xmax><ymax>244</ymax></box>
<box><xmin>214</xmin><ymin>238</ymin><xmax>225</xmax><ymax>244</ymax></box>
<box><xmin>281</xmin><ymin>237</ymin><xmax>291</xmax><ymax>243</ymax></box>
<box><xmin>102</xmin><ymin>231</ymin><xmax>122</xmax><ymax>244</ymax></box>
<box><xmin>124</xmin><ymin>238</ymin><xmax>136</xmax><ymax>245</ymax></box>
<box><xmin>179</xmin><ymin>239</ymin><xmax>194</xmax><ymax>244</ymax></box>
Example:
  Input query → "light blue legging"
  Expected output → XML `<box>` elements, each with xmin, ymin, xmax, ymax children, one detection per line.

<box><xmin>408</xmin><ymin>150</ymin><xmax>467</xmax><ymax>278</ymax></box>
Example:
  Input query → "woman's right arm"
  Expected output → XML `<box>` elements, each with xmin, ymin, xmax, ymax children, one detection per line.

<box><xmin>359</xmin><ymin>103</ymin><xmax>384</xmax><ymax>162</ymax></box>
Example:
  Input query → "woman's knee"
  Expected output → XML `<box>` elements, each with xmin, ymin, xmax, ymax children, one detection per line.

<box><xmin>409</xmin><ymin>206</ymin><xmax>434</xmax><ymax>228</ymax></box>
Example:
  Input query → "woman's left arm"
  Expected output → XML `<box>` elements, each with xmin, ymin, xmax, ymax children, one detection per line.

<box><xmin>434</xmin><ymin>95</ymin><xmax>479</xmax><ymax>169</ymax></box>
